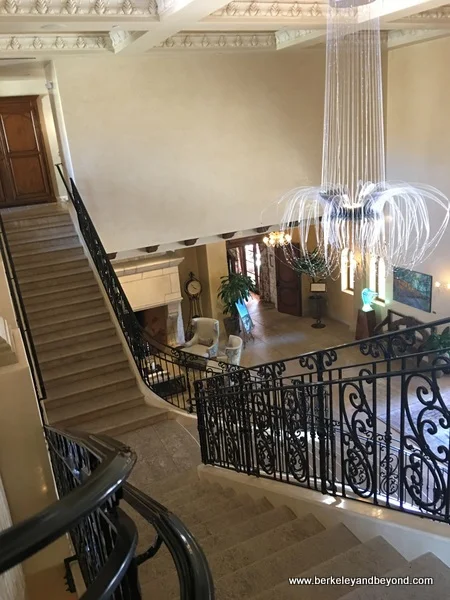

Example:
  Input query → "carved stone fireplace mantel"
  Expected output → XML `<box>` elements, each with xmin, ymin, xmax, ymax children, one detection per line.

<box><xmin>114</xmin><ymin>254</ymin><xmax>185</xmax><ymax>346</ymax></box>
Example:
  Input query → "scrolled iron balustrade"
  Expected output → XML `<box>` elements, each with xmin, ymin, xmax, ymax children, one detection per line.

<box><xmin>196</xmin><ymin>340</ymin><xmax>450</xmax><ymax>524</ymax></box>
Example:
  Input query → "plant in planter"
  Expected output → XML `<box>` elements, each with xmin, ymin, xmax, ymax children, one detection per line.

<box><xmin>218</xmin><ymin>272</ymin><xmax>256</xmax><ymax>336</ymax></box>
<box><xmin>423</xmin><ymin>326</ymin><xmax>450</xmax><ymax>377</ymax></box>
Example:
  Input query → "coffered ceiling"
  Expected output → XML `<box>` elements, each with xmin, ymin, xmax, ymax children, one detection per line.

<box><xmin>0</xmin><ymin>0</ymin><xmax>449</xmax><ymax>58</ymax></box>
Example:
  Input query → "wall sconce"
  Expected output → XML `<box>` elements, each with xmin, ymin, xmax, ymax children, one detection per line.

<box><xmin>435</xmin><ymin>281</ymin><xmax>450</xmax><ymax>290</ymax></box>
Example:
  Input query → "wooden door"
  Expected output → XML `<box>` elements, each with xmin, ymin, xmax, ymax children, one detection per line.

<box><xmin>275</xmin><ymin>246</ymin><xmax>302</xmax><ymax>316</ymax></box>
<box><xmin>0</xmin><ymin>96</ymin><xmax>54</xmax><ymax>208</ymax></box>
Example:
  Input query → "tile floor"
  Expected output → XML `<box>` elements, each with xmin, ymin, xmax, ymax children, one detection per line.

<box><xmin>239</xmin><ymin>296</ymin><xmax>354</xmax><ymax>369</ymax></box>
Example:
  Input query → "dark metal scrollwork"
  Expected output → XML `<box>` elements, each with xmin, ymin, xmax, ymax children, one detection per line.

<box><xmin>340</xmin><ymin>379</ymin><xmax>375</xmax><ymax>498</ymax></box>
<box><xmin>401</xmin><ymin>372</ymin><xmax>450</xmax><ymax>516</ymax></box>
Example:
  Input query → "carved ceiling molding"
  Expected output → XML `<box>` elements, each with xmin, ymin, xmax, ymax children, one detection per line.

<box><xmin>159</xmin><ymin>31</ymin><xmax>277</xmax><ymax>50</ymax></box>
<box><xmin>275</xmin><ymin>27</ymin><xmax>315</xmax><ymax>48</ymax></box>
<box><xmin>403</xmin><ymin>6</ymin><xmax>450</xmax><ymax>21</ymax></box>
<box><xmin>0</xmin><ymin>0</ymin><xmax>158</xmax><ymax>16</ymax></box>
<box><xmin>387</xmin><ymin>28</ymin><xmax>446</xmax><ymax>48</ymax></box>
<box><xmin>0</xmin><ymin>33</ymin><xmax>111</xmax><ymax>52</ymax></box>
<box><xmin>209</xmin><ymin>1</ymin><xmax>327</xmax><ymax>19</ymax></box>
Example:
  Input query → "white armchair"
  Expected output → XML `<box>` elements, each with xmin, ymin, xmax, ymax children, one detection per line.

<box><xmin>183</xmin><ymin>317</ymin><xmax>219</xmax><ymax>359</ymax></box>
<box><xmin>218</xmin><ymin>334</ymin><xmax>243</xmax><ymax>365</ymax></box>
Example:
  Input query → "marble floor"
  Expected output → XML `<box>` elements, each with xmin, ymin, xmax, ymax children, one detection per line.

<box><xmin>239</xmin><ymin>296</ymin><xmax>355</xmax><ymax>369</ymax></box>
<box><xmin>118</xmin><ymin>417</ymin><xmax>200</xmax><ymax>490</ymax></box>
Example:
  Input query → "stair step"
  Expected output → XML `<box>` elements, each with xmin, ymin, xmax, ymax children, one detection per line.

<box><xmin>12</xmin><ymin>240</ymin><xmax>82</xmax><ymax>260</ymax></box>
<box><xmin>46</xmin><ymin>388</ymin><xmax>144</xmax><ymax>428</ymax></box>
<box><xmin>9</xmin><ymin>234</ymin><xmax>81</xmax><ymax>253</ymax></box>
<box><xmin>2</xmin><ymin>204</ymin><xmax>66</xmax><ymax>221</ymax></box>
<box><xmin>39</xmin><ymin>334</ymin><xmax>121</xmax><ymax>368</ymax></box>
<box><xmin>26</xmin><ymin>287</ymin><xmax>103</xmax><ymax>314</ymax></box>
<box><xmin>30</xmin><ymin>304</ymin><xmax>109</xmax><ymax>333</ymax></box>
<box><xmin>16</xmin><ymin>255</ymin><xmax>89</xmax><ymax>278</ymax></box>
<box><xmin>7</xmin><ymin>223</ymin><xmax>74</xmax><ymax>243</ymax></box>
<box><xmin>211</xmin><ymin>513</ymin><xmax>325</xmax><ymax>581</ymax></box>
<box><xmin>191</xmin><ymin>498</ymin><xmax>272</xmax><ymax>542</ymax></box>
<box><xmin>46</xmin><ymin>368</ymin><xmax>137</xmax><ymax>406</ymax></box>
<box><xmin>168</xmin><ymin>486</ymin><xmax>236</xmax><ymax>517</ymax></box>
<box><xmin>13</xmin><ymin>245</ymin><xmax>84</xmax><ymax>268</ymax></box>
<box><xmin>28</xmin><ymin>297</ymin><xmax>106</xmax><ymax>326</ymax></box>
<box><xmin>177</xmin><ymin>494</ymin><xmax>243</xmax><ymax>526</ymax></box>
<box><xmin>44</xmin><ymin>351</ymin><xmax>128</xmax><ymax>386</ymax></box>
<box><xmin>254</xmin><ymin>536</ymin><xmax>407</xmax><ymax>600</ymax></box>
<box><xmin>3</xmin><ymin>212</ymin><xmax>72</xmax><ymax>231</ymax></box>
<box><xmin>203</xmin><ymin>504</ymin><xmax>296</xmax><ymax>557</ymax></box>
<box><xmin>145</xmin><ymin>470</ymin><xmax>200</xmax><ymax>501</ymax></box>
<box><xmin>215</xmin><ymin>523</ymin><xmax>359</xmax><ymax>600</ymax></box>
<box><xmin>20</xmin><ymin>268</ymin><xmax>95</xmax><ymax>292</ymax></box>
<box><xmin>340</xmin><ymin>553</ymin><xmax>450</xmax><ymax>600</ymax></box>
<box><xmin>76</xmin><ymin>405</ymin><xmax>168</xmax><ymax>437</ymax></box>
<box><xmin>134</xmin><ymin>503</ymin><xmax>297</xmax><ymax>583</ymax></box>
<box><xmin>18</xmin><ymin>263</ymin><xmax>93</xmax><ymax>285</ymax></box>
<box><xmin>35</xmin><ymin>320</ymin><xmax>116</xmax><ymax>350</ymax></box>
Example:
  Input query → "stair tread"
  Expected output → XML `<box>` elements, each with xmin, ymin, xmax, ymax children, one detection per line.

<box><xmin>209</xmin><ymin>513</ymin><xmax>325</xmax><ymax>581</ymax></box>
<box><xmin>30</xmin><ymin>305</ymin><xmax>109</xmax><ymax>330</ymax></box>
<box><xmin>16</xmin><ymin>255</ymin><xmax>88</xmax><ymax>273</ymax></box>
<box><xmin>38</xmin><ymin>333</ymin><xmax>120</xmax><ymax>363</ymax></box>
<box><xmin>46</xmin><ymin>387</ymin><xmax>145</xmax><ymax>424</ymax></box>
<box><xmin>74</xmin><ymin>404</ymin><xmax>168</xmax><ymax>435</ymax></box>
<box><xmin>23</xmin><ymin>276</ymin><xmax>99</xmax><ymax>298</ymax></box>
<box><xmin>5</xmin><ymin>217</ymin><xmax>72</xmax><ymax>234</ymax></box>
<box><xmin>43</xmin><ymin>350</ymin><xmax>128</xmax><ymax>382</ymax></box>
<box><xmin>27</xmin><ymin>289</ymin><xmax>103</xmax><ymax>314</ymax></box>
<box><xmin>214</xmin><ymin>523</ymin><xmax>359</xmax><ymax>600</ymax></box>
<box><xmin>47</xmin><ymin>367</ymin><xmax>136</xmax><ymax>400</ymax></box>
<box><xmin>340</xmin><ymin>553</ymin><xmax>450</xmax><ymax>600</ymax></box>
<box><xmin>254</xmin><ymin>536</ymin><xmax>407</xmax><ymax>600</ymax></box>
<box><xmin>33</xmin><ymin>322</ymin><xmax>117</xmax><ymax>356</ymax></box>
<box><xmin>19</xmin><ymin>264</ymin><xmax>93</xmax><ymax>284</ymax></box>
<box><xmin>2</xmin><ymin>204</ymin><xmax>66</xmax><ymax>220</ymax></box>
<box><xmin>12</xmin><ymin>241</ymin><xmax>82</xmax><ymax>258</ymax></box>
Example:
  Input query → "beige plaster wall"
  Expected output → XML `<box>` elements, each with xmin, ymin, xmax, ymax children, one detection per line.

<box><xmin>0</xmin><ymin>264</ymin><xmax>70</xmax><ymax>576</ymax></box>
<box><xmin>52</xmin><ymin>51</ymin><xmax>325</xmax><ymax>254</ymax></box>
<box><xmin>386</xmin><ymin>37</ymin><xmax>450</xmax><ymax>322</ymax></box>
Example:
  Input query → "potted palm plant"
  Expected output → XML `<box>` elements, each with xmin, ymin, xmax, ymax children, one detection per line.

<box><xmin>218</xmin><ymin>272</ymin><xmax>256</xmax><ymax>336</ymax></box>
<box><xmin>423</xmin><ymin>326</ymin><xmax>450</xmax><ymax>377</ymax></box>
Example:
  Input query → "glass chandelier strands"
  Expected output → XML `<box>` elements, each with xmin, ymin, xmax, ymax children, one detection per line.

<box><xmin>280</xmin><ymin>0</ymin><xmax>450</xmax><ymax>277</ymax></box>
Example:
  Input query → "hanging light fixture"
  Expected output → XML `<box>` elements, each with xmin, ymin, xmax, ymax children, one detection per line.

<box><xmin>280</xmin><ymin>0</ymin><xmax>450</xmax><ymax>277</ymax></box>
<box><xmin>263</xmin><ymin>231</ymin><xmax>292</xmax><ymax>248</ymax></box>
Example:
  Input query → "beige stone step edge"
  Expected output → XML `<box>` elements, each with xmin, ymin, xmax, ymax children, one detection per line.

<box><xmin>62</xmin><ymin>199</ymin><xmax>194</xmax><ymax>419</ymax></box>
<box><xmin>197</xmin><ymin>464</ymin><xmax>450</xmax><ymax>569</ymax></box>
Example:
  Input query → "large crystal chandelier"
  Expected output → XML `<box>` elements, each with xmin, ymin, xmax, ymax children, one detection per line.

<box><xmin>280</xmin><ymin>0</ymin><xmax>450</xmax><ymax>276</ymax></box>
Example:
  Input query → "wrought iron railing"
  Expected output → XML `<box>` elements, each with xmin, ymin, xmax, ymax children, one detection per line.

<box><xmin>195</xmin><ymin>332</ymin><xmax>450</xmax><ymax>524</ymax></box>
<box><xmin>0</xmin><ymin>426</ymin><xmax>214</xmax><ymax>600</ymax></box>
<box><xmin>0</xmin><ymin>211</ymin><xmax>46</xmax><ymax>402</ymax></box>
<box><xmin>55</xmin><ymin>165</ymin><xmax>232</xmax><ymax>412</ymax></box>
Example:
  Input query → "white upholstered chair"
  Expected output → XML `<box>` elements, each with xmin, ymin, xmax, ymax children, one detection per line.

<box><xmin>218</xmin><ymin>334</ymin><xmax>243</xmax><ymax>366</ymax></box>
<box><xmin>183</xmin><ymin>317</ymin><xmax>219</xmax><ymax>359</ymax></box>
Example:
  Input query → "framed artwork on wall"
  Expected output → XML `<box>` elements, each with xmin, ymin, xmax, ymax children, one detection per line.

<box><xmin>393</xmin><ymin>268</ymin><xmax>432</xmax><ymax>313</ymax></box>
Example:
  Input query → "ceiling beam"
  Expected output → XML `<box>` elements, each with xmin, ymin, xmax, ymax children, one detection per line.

<box><xmin>365</xmin><ymin>0</ymin><xmax>449</xmax><ymax>23</ymax></box>
<box><xmin>119</xmin><ymin>0</ymin><xmax>228</xmax><ymax>53</ymax></box>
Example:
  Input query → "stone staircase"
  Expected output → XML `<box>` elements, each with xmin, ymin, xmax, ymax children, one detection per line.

<box><xmin>2</xmin><ymin>202</ymin><xmax>167</xmax><ymax>435</ymax></box>
<box><xmin>130</xmin><ymin>470</ymin><xmax>450</xmax><ymax>600</ymax></box>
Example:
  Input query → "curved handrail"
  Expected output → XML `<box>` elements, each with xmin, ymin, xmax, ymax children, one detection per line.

<box><xmin>0</xmin><ymin>435</ymin><xmax>135</xmax><ymax>574</ymax></box>
<box><xmin>90</xmin><ymin>433</ymin><xmax>215</xmax><ymax>600</ymax></box>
